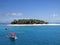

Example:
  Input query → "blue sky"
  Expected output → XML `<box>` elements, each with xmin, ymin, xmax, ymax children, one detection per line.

<box><xmin>0</xmin><ymin>0</ymin><xmax>60</xmax><ymax>23</ymax></box>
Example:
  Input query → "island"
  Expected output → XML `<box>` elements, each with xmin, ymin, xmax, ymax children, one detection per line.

<box><xmin>11</xmin><ymin>19</ymin><xmax>48</xmax><ymax>24</ymax></box>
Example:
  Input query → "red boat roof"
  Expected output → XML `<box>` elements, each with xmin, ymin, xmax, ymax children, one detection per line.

<box><xmin>10</xmin><ymin>32</ymin><xmax>15</xmax><ymax>36</ymax></box>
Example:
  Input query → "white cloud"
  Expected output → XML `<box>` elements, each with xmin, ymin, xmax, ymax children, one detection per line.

<box><xmin>50</xmin><ymin>13</ymin><xmax>60</xmax><ymax>22</ymax></box>
<box><xmin>52</xmin><ymin>14</ymin><xmax>57</xmax><ymax>17</ymax></box>
<box><xmin>17</xmin><ymin>13</ymin><xmax>23</xmax><ymax>15</ymax></box>
<box><xmin>8</xmin><ymin>13</ymin><xmax>23</xmax><ymax>16</ymax></box>
<box><xmin>0</xmin><ymin>12</ymin><xmax>23</xmax><ymax>16</ymax></box>
<box><xmin>11</xmin><ymin>13</ymin><xmax>17</xmax><ymax>15</ymax></box>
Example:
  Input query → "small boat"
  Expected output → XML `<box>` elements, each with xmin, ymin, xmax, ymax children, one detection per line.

<box><xmin>5</xmin><ymin>26</ymin><xmax>9</xmax><ymax>30</ymax></box>
<box><xmin>10</xmin><ymin>32</ymin><xmax>16</xmax><ymax>39</ymax></box>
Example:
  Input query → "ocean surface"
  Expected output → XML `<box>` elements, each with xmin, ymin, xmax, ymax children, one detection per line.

<box><xmin>0</xmin><ymin>24</ymin><xmax>60</xmax><ymax>45</ymax></box>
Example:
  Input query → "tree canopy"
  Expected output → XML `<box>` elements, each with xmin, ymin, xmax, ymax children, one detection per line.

<box><xmin>11</xmin><ymin>19</ymin><xmax>48</xmax><ymax>24</ymax></box>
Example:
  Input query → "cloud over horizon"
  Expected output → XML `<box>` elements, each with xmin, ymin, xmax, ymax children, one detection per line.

<box><xmin>49</xmin><ymin>13</ymin><xmax>60</xmax><ymax>22</ymax></box>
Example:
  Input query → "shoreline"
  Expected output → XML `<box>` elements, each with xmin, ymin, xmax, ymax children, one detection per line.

<box><xmin>7</xmin><ymin>24</ymin><xmax>60</xmax><ymax>26</ymax></box>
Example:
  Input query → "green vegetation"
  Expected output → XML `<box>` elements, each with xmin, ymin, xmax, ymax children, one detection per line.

<box><xmin>11</xmin><ymin>19</ymin><xmax>48</xmax><ymax>24</ymax></box>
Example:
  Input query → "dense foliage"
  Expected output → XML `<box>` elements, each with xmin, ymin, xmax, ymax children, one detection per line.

<box><xmin>11</xmin><ymin>19</ymin><xmax>48</xmax><ymax>24</ymax></box>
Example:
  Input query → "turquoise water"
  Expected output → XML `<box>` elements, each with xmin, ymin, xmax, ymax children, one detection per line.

<box><xmin>0</xmin><ymin>24</ymin><xmax>60</xmax><ymax>45</ymax></box>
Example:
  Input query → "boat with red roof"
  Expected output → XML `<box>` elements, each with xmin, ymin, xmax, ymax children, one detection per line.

<box><xmin>10</xmin><ymin>32</ymin><xmax>16</xmax><ymax>39</ymax></box>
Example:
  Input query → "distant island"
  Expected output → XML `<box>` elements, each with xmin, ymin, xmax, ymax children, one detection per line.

<box><xmin>11</xmin><ymin>19</ymin><xmax>48</xmax><ymax>24</ymax></box>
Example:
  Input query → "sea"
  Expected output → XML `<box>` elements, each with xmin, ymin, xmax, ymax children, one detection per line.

<box><xmin>0</xmin><ymin>24</ymin><xmax>60</xmax><ymax>45</ymax></box>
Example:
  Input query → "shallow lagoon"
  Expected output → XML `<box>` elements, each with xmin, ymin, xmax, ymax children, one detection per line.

<box><xmin>0</xmin><ymin>24</ymin><xmax>60</xmax><ymax>45</ymax></box>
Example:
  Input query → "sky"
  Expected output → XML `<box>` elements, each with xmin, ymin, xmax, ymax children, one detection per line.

<box><xmin>0</xmin><ymin>0</ymin><xmax>60</xmax><ymax>23</ymax></box>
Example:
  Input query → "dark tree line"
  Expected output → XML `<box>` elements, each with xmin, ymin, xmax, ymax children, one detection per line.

<box><xmin>11</xmin><ymin>19</ymin><xmax>48</xmax><ymax>24</ymax></box>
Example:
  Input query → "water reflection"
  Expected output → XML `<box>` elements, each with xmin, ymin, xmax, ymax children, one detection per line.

<box><xmin>9</xmin><ymin>38</ymin><xmax>16</xmax><ymax>45</ymax></box>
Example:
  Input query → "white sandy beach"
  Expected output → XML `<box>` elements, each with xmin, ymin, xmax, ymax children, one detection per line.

<box><xmin>7</xmin><ymin>24</ymin><xmax>60</xmax><ymax>26</ymax></box>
